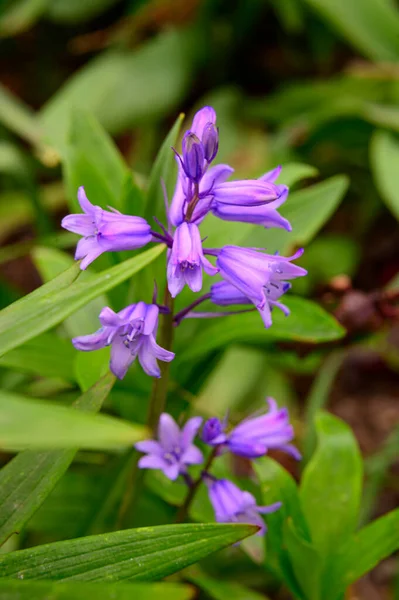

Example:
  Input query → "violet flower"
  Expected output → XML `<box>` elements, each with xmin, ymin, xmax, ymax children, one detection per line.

<box><xmin>136</xmin><ymin>413</ymin><xmax>203</xmax><ymax>481</ymax></box>
<box><xmin>202</xmin><ymin>398</ymin><xmax>301</xmax><ymax>460</ymax></box>
<box><xmin>215</xmin><ymin>245</ymin><xmax>307</xmax><ymax>327</ymax></box>
<box><xmin>167</xmin><ymin>222</ymin><xmax>218</xmax><ymax>297</ymax></box>
<box><xmin>206</xmin><ymin>477</ymin><xmax>281</xmax><ymax>535</ymax></box>
<box><xmin>211</xmin><ymin>165</ymin><xmax>290</xmax><ymax>230</ymax></box>
<box><xmin>72</xmin><ymin>302</ymin><xmax>174</xmax><ymax>379</ymax></box>
<box><xmin>61</xmin><ymin>187</ymin><xmax>152</xmax><ymax>269</ymax></box>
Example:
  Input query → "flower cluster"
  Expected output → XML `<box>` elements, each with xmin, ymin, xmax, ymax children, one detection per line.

<box><xmin>136</xmin><ymin>398</ymin><xmax>298</xmax><ymax>534</ymax></box>
<box><xmin>62</xmin><ymin>106</ymin><xmax>306</xmax><ymax>380</ymax></box>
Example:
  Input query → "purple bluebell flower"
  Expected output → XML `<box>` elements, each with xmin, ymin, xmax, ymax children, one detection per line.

<box><xmin>72</xmin><ymin>302</ymin><xmax>174</xmax><ymax>379</ymax></box>
<box><xmin>211</xmin><ymin>187</ymin><xmax>291</xmax><ymax>230</ymax></box>
<box><xmin>167</xmin><ymin>222</ymin><xmax>218</xmax><ymax>297</ymax></box>
<box><xmin>136</xmin><ymin>413</ymin><xmax>203</xmax><ymax>480</ymax></box>
<box><xmin>206</xmin><ymin>477</ymin><xmax>281</xmax><ymax>535</ymax></box>
<box><xmin>215</xmin><ymin>246</ymin><xmax>307</xmax><ymax>327</ymax></box>
<box><xmin>203</xmin><ymin>398</ymin><xmax>301</xmax><ymax>460</ymax></box>
<box><xmin>181</xmin><ymin>132</ymin><xmax>205</xmax><ymax>183</ymax></box>
<box><xmin>61</xmin><ymin>187</ymin><xmax>152</xmax><ymax>269</ymax></box>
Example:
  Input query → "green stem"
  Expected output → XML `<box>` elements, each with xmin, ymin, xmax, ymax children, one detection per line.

<box><xmin>175</xmin><ymin>447</ymin><xmax>218</xmax><ymax>523</ymax></box>
<box><xmin>147</xmin><ymin>287</ymin><xmax>174</xmax><ymax>433</ymax></box>
<box><xmin>118</xmin><ymin>286</ymin><xmax>175</xmax><ymax>527</ymax></box>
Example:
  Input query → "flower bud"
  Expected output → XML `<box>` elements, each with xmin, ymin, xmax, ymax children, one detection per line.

<box><xmin>202</xmin><ymin>122</ymin><xmax>219</xmax><ymax>162</ymax></box>
<box><xmin>182</xmin><ymin>132</ymin><xmax>205</xmax><ymax>183</ymax></box>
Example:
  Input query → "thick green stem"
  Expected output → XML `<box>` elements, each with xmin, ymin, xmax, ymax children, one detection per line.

<box><xmin>147</xmin><ymin>288</ymin><xmax>175</xmax><ymax>433</ymax></box>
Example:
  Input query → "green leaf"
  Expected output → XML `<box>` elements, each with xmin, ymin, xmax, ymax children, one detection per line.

<box><xmin>0</xmin><ymin>0</ymin><xmax>49</xmax><ymax>37</ymax></box>
<box><xmin>302</xmin><ymin>0</ymin><xmax>399</xmax><ymax>61</ymax></box>
<box><xmin>245</xmin><ymin>175</ymin><xmax>350</xmax><ymax>251</ymax></box>
<box><xmin>327</xmin><ymin>508</ymin><xmax>399</xmax><ymax>599</ymax></box>
<box><xmin>299</xmin><ymin>413</ymin><xmax>363</xmax><ymax>556</ymax></box>
<box><xmin>0</xmin><ymin>523</ymin><xmax>257</xmax><ymax>581</ymax></box>
<box><xmin>0</xmin><ymin>372</ymin><xmax>115</xmax><ymax>546</ymax></box>
<box><xmin>0</xmin><ymin>84</ymin><xmax>43</xmax><ymax>147</ymax></box>
<box><xmin>176</xmin><ymin>297</ymin><xmax>345</xmax><ymax>363</ymax></box>
<box><xmin>32</xmin><ymin>246</ymin><xmax>107</xmax><ymax>337</ymax></box>
<box><xmin>186</xmin><ymin>568</ymin><xmax>268</xmax><ymax>600</ymax></box>
<box><xmin>302</xmin><ymin>351</ymin><xmax>346</xmax><ymax>462</ymax></box>
<box><xmin>284</xmin><ymin>519</ymin><xmax>321</xmax><ymax>600</ymax></box>
<box><xmin>40</xmin><ymin>30</ymin><xmax>196</xmax><ymax>152</ymax></box>
<box><xmin>0</xmin><ymin>244</ymin><xmax>165</xmax><ymax>357</ymax></box>
<box><xmin>280</xmin><ymin>163</ymin><xmax>318</xmax><ymax>188</ymax></box>
<box><xmin>0</xmin><ymin>389</ymin><xmax>147</xmax><ymax>451</ymax></box>
<box><xmin>0</xmin><ymin>579</ymin><xmax>194</xmax><ymax>600</ymax></box>
<box><xmin>47</xmin><ymin>0</ymin><xmax>120</xmax><ymax>23</ymax></box>
<box><xmin>63</xmin><ymin>110</ymin><xmax>129</xmax><ymax>212</ymax></box>
<box><xmin>0</xmin><ymin>333</ymin><xmax>77</xmax><ymax>381</ymax></box>
<box><xmin>145</xmin><ymin>113</ymin><xmax>184</xmax><ymax>222</ymax></box>
<box><xmin>370</xmin><ymin>130</ymin><xmax>399</xmax><ymax>221</ymax></box>
<box><xmin>254</xmin><ymin>457</ymin><xmax>308</xmax><ymax>598</ymax></box>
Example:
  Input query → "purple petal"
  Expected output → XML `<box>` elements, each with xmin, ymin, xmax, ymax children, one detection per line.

<box><xmin>181</xmin><ymin>444</ymin><xmax>203</xmax><ymax>465</ymax></box>
<box><xmin>227</xmin><ymin>439</ymin><xmax>267</xmax><ymax>458</ymax></box>
<box><xmin>138</xmin><ymin>338</ymin><xmax>161</xmax><ymax>378</ymax></box>
<box><xmin>257</xmin><ymin>501</ymin><xmax>282</xmax><ymax>514</ymax></box>
<box><xmin>258</xmin><ymin>166</ymin><xmax>282</xmax><ymax>183</ymax></box>
<box><xmin>99</xmin><ymin>307</ymin><xmax>122</xmax><ymax>328</ymax></box>
<box><xmin>135</xmin><ymin>440</ymin><xmax>163</xmax><ymax>455</ymax></box>
<box><xmin>280</xmin><ymin>444</ymin><xmax>302</xmax><ymax>460</ymax></box>
<box><xmin>110</xmin><ymin>336</ymin><xmax>135</xmax><ymax>380</ymax></box>
<box><xmin>181</xmin><ymin>416</ymin><xmax>203</xmax><ymax>447</ymax></box>
<box><xmin>77</xmin><ymin>186</ymin><xmax>95</xmax><ymax>215</ymax></box>
<box><xmin>72</xmin><ymin>329</ymin><xmax>108</xmax><ymax>351</ymax></box>
<box><xmin>200</xmin><ymin>164</ymin><xmax>234</xmax><ymax>192</ymax></box>
<box><xmin>210</xmin><ymin>281</ymin><xmax>252</xmax><ymax>306</ymax></box>
<box><xmin>163</xmin><ymin>463</ymin><xmax>180</xmax><ymax>481</ymax></box>
<box><xmin>184</xmin><ymin>265</ymin><xmax>203</xmax><ymax>292</ymax></box>
<box><xmin>143</xmin><ymin>304</ymin><xmax>159</xmax><ymax>336</ymax></box>
<box><xmin>61</xmin><ymin>214</ymin><xmax>93</xmax><ymax>236</ymax></box>
<box><xmin>138</xmin><ymin>454</ymin><xmax>167</xmax><ymax>470</ymax></box>
<box><xmin>191</xmin><ymin>106</ymin><xmax>216</xmax><ymax>139</ymax></box>
<box><xmin>158</xmin><ymin>413</ymin><xmax>181</xmax><ymax>451</ymax></box>
<box><xmin>146</xmin><ymin>335</ymin><xmax>175</xmax><ymax>363</ymax></box>
<box><xmin>75</xmin><ymin>237</ymin><xmax>103</xmax><ymax>270</ymax></box>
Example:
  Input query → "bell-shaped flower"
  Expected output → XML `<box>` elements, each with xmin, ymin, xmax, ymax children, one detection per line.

<box><xmin>206</xmin><ymin>477</ymin><xmax>281</xmax><ymax>535</ymax></box>
<box><xmin>167</xmin><ymin>222</ymin><xmax>218</xmax><ymax>297</ymax></box>
<box><xmin>72</xmin><ymin>302</ymin><xmax>174</xmax><ymax>379</ymax></box>
<box><xmin>203</xmin><ymin>398</ymin><xmax>301</xmax><ymax>460</ymax></box>
<box><xmin>136</xmin><ymin>413</ymin><xmax>203</xmax><ymax>480</ymax></box>
<box><xmin>61</xmin><ymin>187</ymin><xmax>152</xmax><ymax>269</ymax></box>
<box><xmin>216</xmin><ymin>245</ymin><xmax>307</xmax><ymax>327</ymax></box>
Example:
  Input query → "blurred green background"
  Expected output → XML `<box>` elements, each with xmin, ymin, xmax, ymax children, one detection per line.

<box><xmin>0</xmin><ymin>0</ymin><xmax>398</xmax><ymax>598</ymax></box>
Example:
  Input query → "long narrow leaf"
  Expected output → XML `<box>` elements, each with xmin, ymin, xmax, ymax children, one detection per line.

<box><xmin>0</xmin><ymin>244</ymin><xmax>164</xmax><ymax>357</ymax></box>
<box><xmin>0</xmin><ymin>524</ymin><xmax>257</xmax><ymax>581</ymax></box>
<box><xmin>0</xmin><ymin>579</ymin><xmax>195</xmax><ymax>600</ymax></box>
<box><xmin>0</xmin><ymin>372</ymin><xmax>115</xmax><ymax>546</ymax></box>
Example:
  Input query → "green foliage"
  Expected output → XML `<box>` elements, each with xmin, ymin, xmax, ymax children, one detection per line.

<box><xmin>371</xmin><ymin>130</ymin><xmax>399</xmax><ymax>221</ymax></box>
<box><xmin>0</xmin><ymin>524</ymin><xmax>256</xmax><ymax>581</ymax></box>
<box><xmin>0</xmin><ymin>580</ymin><xmax>195</xmax><ymax>600</ymax></box>
<box><xmin>302</xmin><ymin>0</ymin><xmax>399</xmax><ymax>61</ymax></box>
<box><xmin>177</xmin><ymin>297</ymin><xmax>345</xmax><ymax>363</ymax></box>
<box><xmin>0</xmin><ymin>388</ymin><xmax>146</xmax><ymax>451</ymax></box>
<box><xmin>0</xmin><ymin>373</ymin><xmax>115</xmax><ymax>546</ymax></box>
<box><xmin>255</xmin><ymin>413</ymin><xmax>399</xmax><ymax>600</ymax></box>
<box><xmin>0</xmin><ymin>244</ymin><xmax>164</xmax><ymax>356</ymax></box>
